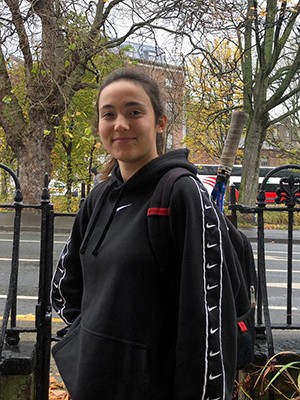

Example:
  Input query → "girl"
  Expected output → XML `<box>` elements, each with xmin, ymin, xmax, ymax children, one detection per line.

<box><xmin>51</xmin><ymin>68</ymin><xmax>249</xmax><ymax>400</ymax></box>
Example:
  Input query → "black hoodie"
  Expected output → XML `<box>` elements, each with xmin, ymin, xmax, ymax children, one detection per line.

<box><xmin>51</xmin><ymin>149</ymin><xmax>248</xmax><ymax>400</ymax></box>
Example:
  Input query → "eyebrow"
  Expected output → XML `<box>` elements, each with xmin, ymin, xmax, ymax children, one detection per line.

<box><xmin>99</xmin><ymin>101</ymin><xmax>147</xmax><ymax>110</ymax></box>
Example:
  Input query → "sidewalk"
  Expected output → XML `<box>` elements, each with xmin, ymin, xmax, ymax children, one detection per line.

<box><xmin>240</xmin><ymin>227</ymin><xmax>300</xmax><ymax>244</ymax></box>
<box><xmin>0</xmin><ymin>211</ymin><xmax>74</xmax><ymax>234</ymax></box>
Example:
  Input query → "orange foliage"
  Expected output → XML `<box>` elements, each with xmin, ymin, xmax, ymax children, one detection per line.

<box><xmin>49</xmin><ymin>374</ymin><xmax>71</xmax><ymax>400</ymax></box>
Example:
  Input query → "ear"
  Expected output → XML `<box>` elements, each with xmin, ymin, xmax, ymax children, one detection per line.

<box><xmin>156</xmin><ymin>114</ymin><xmax>167</xmax><ymax>133</ymax></box>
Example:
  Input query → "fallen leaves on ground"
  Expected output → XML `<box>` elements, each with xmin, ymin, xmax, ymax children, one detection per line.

<box><xmin>49</xmin><ymin>374</ymin><xmax>71</xmax><ymax>400</ymax></box>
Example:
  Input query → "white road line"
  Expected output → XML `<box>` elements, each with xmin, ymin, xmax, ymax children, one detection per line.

<box><xmin>267</xmin><ymin>282</ymin><xmax>300</xmax><ymax>289</ymax></box>
<box><xmin>254</xmin><ymin>254</ymin><xmax>300</xmax><ymax>262</ymax></box>
<box><xmin>0</xmin><ymin>239</ymin><xmax>65</xmax><ymax>244</ymax></box>
<box><xmin>269</xmin><ymin>306</ymin><xmax>298</xmax><ymax>310</ymax></box>
<box><xmin>261</xmin><ymin>250</ymin><xmax>300</xmax><ymax>255</ymax></box>
<box><xmin>266</xmin><ymin>268</ymin><xmax>300</xmax><ymax>273</ymax></box>
<box><xmin>0</xmin><ymin>294</ymin><xmax>38</xmax><ymax>300</ymax></box>
<box><xmin>0</xmin><ymin>258</ymin><xmax>39</xmax><ymax>262</ymax></box>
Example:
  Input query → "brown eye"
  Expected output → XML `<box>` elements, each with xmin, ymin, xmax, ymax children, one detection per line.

<box><xmin>130</xmin><ymin>110</ymin><xmax>142</xmax><ymax>116</ymax></box>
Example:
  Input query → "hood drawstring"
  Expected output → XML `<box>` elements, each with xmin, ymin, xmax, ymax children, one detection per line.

<box><xmin>91</xmin><ymin>187</ymin><xmax>125</xmax><ymax>256</ymax></box>
<box><xmin>80</xmin><ymin>183</ymin><xmax>113</xmax><ymax>255</ymax></box>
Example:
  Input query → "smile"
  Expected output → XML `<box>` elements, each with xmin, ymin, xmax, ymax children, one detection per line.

<box><xmin>112</xmin><ymin>137</ymin><xmax>136</xmax><ymax>142</ymax></box>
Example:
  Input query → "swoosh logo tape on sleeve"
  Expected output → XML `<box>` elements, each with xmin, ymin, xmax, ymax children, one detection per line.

<box><xmin>206</xmin><ymin>223</ymin><xmax>216</xmax><ymax>229</ymax></box>
<box><xmin>206</xmin><ymin>263</ymin><xmax>218</xmax><ymax>270</ymax></box>
<box><xmin>208</xmin><ymin>305</ymin><xmax>217</xmax><ymax>312</ymax></box>
<box><xmin>208</xmin><ymin>373</ymin><xmax>222</xmax><ymax>381</ymax></box>
<box><xmin>207</xmin><ymin>284</ymin><xmax>219</xmax><ymax>290</ymax></box>
<box><xmin>209</xmin><ymin>350</ymin><xmax>220</xmax><ymax>357</ymax></box>
<box><xmin>207</xmin><ymin>243</ymin><xmax>217</xmax><ymax>248</ymax></box>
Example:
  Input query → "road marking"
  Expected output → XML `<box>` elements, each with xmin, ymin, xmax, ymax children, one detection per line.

<box><xmin>0</xmin><ymin>238</ymin><xmax>66</xmax><ymax>244</ymax></box>
<box><xmin>267</xmin><ymin>282</ymin><xmax>300</xmax><ymax>289</ymax></box>
<box><xmin>0</xmin><ymin>294</ymin><xmax>38</xmax><ymax>300</ymax></box>
<box><xmin>0</xmin><ymin>257</ymin><xmax>39</xmax><ymax>262</ymax></box>
<box><xmin>263</xmin><ymin>250</ymin><xmax>300</xmax><ymax>255</ymax></box>
<box><xmin>269</xmin><ymin>306</ymin><xmax>298</xmax><ymax>310</ymax></box>
<box><xmin>254</xmin><ymin>254</ymin><xmax>300</xmax><ymax>263</ymax></box>
<box><xmin>267</xmin><ymin>268</ymin><xmax>300</xmax><ymax>273</ymax></box>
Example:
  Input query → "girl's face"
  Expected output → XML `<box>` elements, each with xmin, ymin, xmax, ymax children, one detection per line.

<box><xmin>98</xmin><ymin>79</ymin><xmax>166</xmax><ymax>180</ymax></box>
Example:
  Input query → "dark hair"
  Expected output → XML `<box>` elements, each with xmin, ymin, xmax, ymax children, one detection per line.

<box><xmin>96</xmin><ymin>68</ymin><xmax>166</xmax><ymax>179</ymax></box>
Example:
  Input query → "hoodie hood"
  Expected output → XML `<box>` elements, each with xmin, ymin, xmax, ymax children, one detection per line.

<box><xmin>80</xmin><ymin>149</ymin><xmax>196</xmax><ymax>255</ymax></box>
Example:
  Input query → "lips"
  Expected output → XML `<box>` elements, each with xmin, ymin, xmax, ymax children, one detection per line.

<box><xmin>112</xmin><ymin>137</ymin><xmax>135</xmax><ymax>141</ymax></box>
<box><xmin>112</xmin><ymin>137</ymin><xmax>136</xmax><ymax>144</ymax></box>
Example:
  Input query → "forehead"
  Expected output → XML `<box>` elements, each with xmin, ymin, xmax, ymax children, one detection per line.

<box><xmin>99</xmin><ymin>79</ymin><xmax>151</xmax><ymax>106</ymax></box>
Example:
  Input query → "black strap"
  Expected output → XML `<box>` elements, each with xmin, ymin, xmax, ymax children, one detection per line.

<box><xmin>147</xmin><ymin>167</ymin><xmax>196</xmax><ymax>273</ymax></box>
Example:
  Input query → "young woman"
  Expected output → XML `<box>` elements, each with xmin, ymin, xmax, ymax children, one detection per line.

<box><xmin>51</xmin><ymin>68</ymin><xmax>249</xmax><ymax>400</ymax></box>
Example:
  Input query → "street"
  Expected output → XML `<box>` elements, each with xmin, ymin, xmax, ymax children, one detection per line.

<box><xmin>1</xmin><ymin>230</ymin><xmax>300</xmax><ymax>327</ymax></box>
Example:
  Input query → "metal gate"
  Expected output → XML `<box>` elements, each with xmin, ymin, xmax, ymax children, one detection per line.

<box><xmin>229</xmin><ymin>164</ymin><xmax>300</xmax><ymax>360</ymax></box>
<box><xmin>1</xmin><ymin>162</ymin><xmax>300</xmax><ymax>399</ymax></box>
<box><xmin>0</xmin><ymin>164</ymin><xmax>54</xmax><ymax>400</ymax></box>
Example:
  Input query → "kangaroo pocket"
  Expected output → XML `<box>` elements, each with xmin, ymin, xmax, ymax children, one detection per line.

<box><xmin>52</xmin><ymin>323</ymin><xmax>155</xmax><ymax>400</ymax></box>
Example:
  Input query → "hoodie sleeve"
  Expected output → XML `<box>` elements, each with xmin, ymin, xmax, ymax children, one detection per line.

<box><xmin>169</xmin><ymin>175</ymin><xmax>248</xmax><ymax>400</ymax></box>
<box><xmin>51</xmin><ymin>203</ymin><xmax>87</xmax><ymax>325</ymax></box>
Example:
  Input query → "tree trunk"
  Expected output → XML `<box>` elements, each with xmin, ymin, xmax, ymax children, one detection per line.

<box><xmin>238</xmin><ymin>116</ymin><xmax>267</xmax><ymax>206</ymax></box>
<box><xmin>18</xmin><ymin>136</ymin><xmax>53</xmax><ymax>205</ymax></box>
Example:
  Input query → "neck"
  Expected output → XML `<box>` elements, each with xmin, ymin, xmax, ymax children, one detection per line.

<box><xmin>118</xmin><ymin>154</ymin><xmax>158</xmax><ymax>181</ymax></box>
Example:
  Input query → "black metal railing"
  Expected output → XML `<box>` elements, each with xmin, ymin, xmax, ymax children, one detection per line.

<box><xmin>1</xmin><ymin>162</ymin><xmax>300</xmax><ymax>399</ymax></box>
<box><xmin>0</xmin><ymin>165</ymin><xmax>54</xmax><ymax>400</ymax></box>
<box><xmin>229</xmin><ymin>164</ymin><xmax>300</xmax><ymax>359</ymax></box>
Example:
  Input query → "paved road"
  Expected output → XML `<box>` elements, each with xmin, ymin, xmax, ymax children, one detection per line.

<box><xmin>1</xmin><ymin>226</ymin><xmax>300</xmax><ymax>326</ymax></box>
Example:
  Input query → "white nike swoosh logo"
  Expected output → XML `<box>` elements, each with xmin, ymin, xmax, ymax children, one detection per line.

<box><xmin>206</xmin><ymin>223</ymin><xmax>216</xmax><ymax>229</ymax></box>
<box><xmin>206</xmin><ymin>397</ymin><xmax>221</xmax><ymax>400</ymax></box>
<box><xmin>116</xmin><ymin>204</ymin><xmax>132</xmax><ymax>212</ymax></box>
<box><xmin>207</xmin><ymin>243</ymin><xmax>217</xmax><ymax>248</ymax></box>
<box><xmin>55</xmin><ymin>298</ymin><xmax>63</xmax><ymax>303</ymax></box>
<box><xmin>208</xmin><ymin>305</ymin><xmax>217</xmax><ymax>312</ymax></box>
<box><xmin>209</xmin><ymin>373</ymin><xmax>222</xmax><ymax>381</ymax></box>
<box><xmin>207</xmin><ymin>284</ymin><xmax>218</xmax><ymax>290</ymax></box>
<box><xmin>209</xmin><ymin>350</ymin><xmax>220</xmax><ymax>357</ymax></box>
<box><xmin>205</xmin><ymin>204</ymin><xmax>212</xmax><ymax>209</ymax></box>
<box><xmin>206</xmin><ymin>263</ymin><xmax>218</xmax><ymax>270</ymax></box>
<box><xmin>210</xmin><ymin>327</ymin><xmax>219</xmax><ymax>334</ymax></box>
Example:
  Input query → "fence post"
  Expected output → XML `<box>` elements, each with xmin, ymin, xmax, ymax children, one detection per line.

<box><xmin>35</xmin><ymin>175</ymin><xmax>54</xmax><ymax>400</ymax></box>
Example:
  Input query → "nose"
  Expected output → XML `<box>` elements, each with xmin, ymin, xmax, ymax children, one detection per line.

<box><xmin>114</xmin><ymin>114</ymin><xmax>129</xmax><ymax>131</ymax></box>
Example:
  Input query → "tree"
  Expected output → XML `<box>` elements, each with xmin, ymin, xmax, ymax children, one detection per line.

<box><xmin>0</xmin><ymin>0</ymin><xmax>207</xmax><ymax>203</ymax></box>
<box><xmin>265</xmin><ymin>92</ymin><xmax>300</xmax><ymax>163</ymax></box>
<box><xmin>0</xmin><ymin>128</ymin><xmax>15</xmax><ymax>200</ymax></box>
<box><xmin>238</xmin><ymin>0</ymin><xmax>300</xmax><ymax>205</ymax></box>
<box><xmin>183</xmin><ymin>1</ymin><xmax>300</xmax><ymax>205</ymax></box>
<box><xmin>184</xmin><ymin>40</ymin><xmax>244</xmax><ymax>163</ymax></box>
